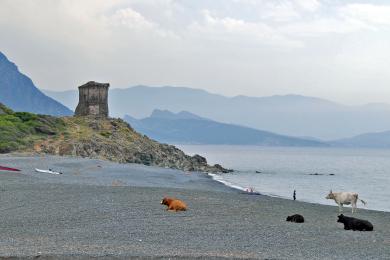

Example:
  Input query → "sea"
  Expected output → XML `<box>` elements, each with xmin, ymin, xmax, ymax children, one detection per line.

<box><xmin>178</xmin><ymin>145</ymin><xmax>390</xmax><ymax>212</ymax></box>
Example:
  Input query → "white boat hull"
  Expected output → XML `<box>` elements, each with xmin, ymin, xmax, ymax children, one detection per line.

<box><xmin>35</xmin><ymin>168</ymin><xmax>62</xmax><ymax>175</ymax></box>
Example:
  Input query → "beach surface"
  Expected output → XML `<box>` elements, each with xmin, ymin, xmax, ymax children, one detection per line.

<box><xmin>0</xmin><ymin>154</ymin><xmax>389</xmax><ymax>259</ymax></box>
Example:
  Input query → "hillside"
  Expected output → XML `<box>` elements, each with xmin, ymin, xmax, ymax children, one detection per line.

<box><xmin>43</xmin><ymin>86</ymin><xmax>390</xmax><ymax>140</ymax></box>
<box><xmin>0</xmin><ymin>52</ymin><xmax>72</xmax><ymax>116</ymax></box>
<box><xmin>330</xmin><ymin>131</ymin><xmax>390</xmax><ymax>148</ymax></box>
<box><xmin>124</xmin><ymin>110</ymin><xmax>326</xmax><ymax>147</ymax></box>
<box><xmin>0</xmin><ymin>104</ymin><xmax>229</xmax><ymax>173</ymax></box>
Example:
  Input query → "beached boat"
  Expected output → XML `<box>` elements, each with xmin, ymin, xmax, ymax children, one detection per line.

<box><xmin>35</xmin><ymin>168</ymin><xmax>62</xmax><ymax>175</ymax></box>
<box><xmin>0</xmin><ymin>165</ymin><xmax>21</xmax><ymax>172</ymax></box>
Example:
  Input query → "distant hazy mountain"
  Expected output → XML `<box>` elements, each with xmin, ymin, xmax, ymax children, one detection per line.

<box><xmin>124</xmin><ymin>109</ymin><xmax>327</xmax><ymax>147</ymax></box>
<box><xmin>43</xmin><ymin>89</ymin><xmax>78</xmax><ymax>111</ymax></box>
<box><xmin>0</xmin><ymin>52</ymin><xmax>72</xmax><ymax>116</ymax></box>
<box><xmin>330</xmin><ymin>131</ymin><xmax>390</xmax><ymax>148</ymax></box>
<box><xmin>148</xmin><ymin>109</ymin><xmax>207</xmax><ymax>121</ymax></box>
<box><xmin>43</xmin><ymin>85</ymin><xmax>390</xmax><ymax>140</ymax></box>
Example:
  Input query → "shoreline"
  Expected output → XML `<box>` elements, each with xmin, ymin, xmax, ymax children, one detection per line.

<box><xmin>1</xmin><ymin>153</ymin><xmax>388</xmax><ymax>213</ymax></box>
<box><xmin>208</xmin><ymin>172</ymin><xmax>390</xmax><ymax>214</ymax></box>
<box><xmin>2</xmin><ymin>153</ymin><xmax>388</xmax><ymax>213</ymax></box>
<box><xmin>178</xmin><ymin>145</ymin><xmax>390</xmax><ymax>212</ymax></box>
<box><xmin>0</xmin><ymin>154</ymin><xmax>390</xmax><ymax>259</ymax></box>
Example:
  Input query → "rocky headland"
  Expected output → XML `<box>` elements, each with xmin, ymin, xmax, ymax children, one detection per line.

<box><xmin>0</xmin><ymin>103</ymin><xmax>230</xmax><ymax>173</ymax></box>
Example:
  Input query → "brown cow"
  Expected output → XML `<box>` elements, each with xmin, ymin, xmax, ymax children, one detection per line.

<box><xmin>161</xmin><ymin>197</ymin><xmax>187</xmax><ymax>212</ymax></box>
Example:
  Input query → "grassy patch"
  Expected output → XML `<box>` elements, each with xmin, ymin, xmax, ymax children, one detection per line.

<box><xmin>0</xmin><ymin>105</ymin><xmax>65</xmax><ymax>153</ymax></box>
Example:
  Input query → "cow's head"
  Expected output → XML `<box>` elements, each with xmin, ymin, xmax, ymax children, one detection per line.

<box><xmin>161</xmin><ymin>197</ymin><xmax>173</xmax><ymax>206</ymax></box>
<box><xmin>337</xmin><ymin>214</ymin><xmax>345</xmax><ymax>223</ymax></box>
<box><xmin>325</xmin><ymin>190</ymin><xmax>334</xmax><ymax>199</ymax></box>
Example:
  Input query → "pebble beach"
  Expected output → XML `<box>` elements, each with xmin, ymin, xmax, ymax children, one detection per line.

<box><xmin>0</xmin><ymin>154</ymin><xmax>389</xmax><ymax>259</ymax></box>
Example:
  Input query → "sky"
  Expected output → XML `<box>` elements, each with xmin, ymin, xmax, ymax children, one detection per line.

<box><xmin>1</xmin><ymin>0</ymin><xmax>390</xmax><ymax>105</ymax></box>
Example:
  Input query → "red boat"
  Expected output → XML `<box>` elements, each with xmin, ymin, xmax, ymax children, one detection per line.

<box><xmin>0</xmin><ymin>165</ymin><xmax>21</xmax><ymax>172</ymax></box>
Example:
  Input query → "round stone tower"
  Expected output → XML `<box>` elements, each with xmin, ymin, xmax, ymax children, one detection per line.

<box><xmin>75</xmin><ymin>81</ymin><xmax>109</xmax><ymax>117</ymax></box>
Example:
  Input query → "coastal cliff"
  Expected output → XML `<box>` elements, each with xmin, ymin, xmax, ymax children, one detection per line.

<box><xmin>0</xmin><ymin>104</ymin><xmax>230</xmax><ymax>173</ymax></box>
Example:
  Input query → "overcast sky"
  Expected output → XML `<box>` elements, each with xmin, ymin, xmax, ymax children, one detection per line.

<box><xmin>1</xmin><ymin>0</ymin><xmax>390</xmax><ymax>105</ymax></box>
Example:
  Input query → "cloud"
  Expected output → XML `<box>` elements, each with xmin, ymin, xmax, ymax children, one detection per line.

<box><xmin>2</xmin><ymin>0</ymin><xmax>390</xmax><ymax>105</ymax></box>
<box><xmin>294</xmin><ymin>0</ymin><xmax>321</xmax><ymax>12</ymax></box>
<box><xmin>259</xmin><ymin>1</ymin><xmax>301</xmax><ymax>22</ymax></box>
<box><xmin>280</xmin><ymin>3</ymin><xmax>390</xmax><ymax>37</ymax></box>
<box><xmin>280</xmin><ymin>17</ymin><xmax>371</xmax><ymax>37</ymax></box>
<box><xmin>340</xmin><ymin>3</ymin><xmax>390</xmax><ymax>26</ymax></box>
<box><xmin>188</xmin><ymin>10</ymin><xmax>303</xmax><ymax>48</ymax></box>
<box><xmin>229</xmin><ymin>0</ymin><xmax>321</xmax><ymax>22</ymax></box>
<box><xmin>106</xmin><ymin>6</ymin><xmax>179</xmax><ymax>39</ymax></box>
<box><xmin>109</xmin><ymin>8</ymin><xmax>156</xmax><ymax>30</ymax></box>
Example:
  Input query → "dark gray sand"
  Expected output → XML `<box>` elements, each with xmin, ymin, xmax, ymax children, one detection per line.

<box><xmin>0</xmin><ymin>155</ymin><xmax>390</xmax><ymax>259</ymax></box>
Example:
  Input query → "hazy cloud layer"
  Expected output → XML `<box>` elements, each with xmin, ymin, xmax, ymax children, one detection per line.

<box><xmin>1</xmin><ymin>0</ymin><xmax>390</xmax><ymax>104</ymax></box>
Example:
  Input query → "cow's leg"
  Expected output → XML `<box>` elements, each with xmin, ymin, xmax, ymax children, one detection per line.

<box><xmin>338</xmin><ymin>203</ymin><xmax>343</xmax><ymax>212</ymax></box>
<box><xmin>352</xmin><ymin>202</ymin><xmax>356</xmax><ymax>214</ymax></box>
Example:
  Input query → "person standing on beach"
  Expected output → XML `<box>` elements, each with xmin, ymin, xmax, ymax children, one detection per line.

<box><xmin>293</xmin><ymin>190</ymin><xmax>296</xmax><ymax>201</ymax></box>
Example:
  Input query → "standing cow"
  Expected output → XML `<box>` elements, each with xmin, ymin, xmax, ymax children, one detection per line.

<box><xmin>326</xmin><ymin>190</ymin><xmax>366</xmax><ymax>213</ymax></box>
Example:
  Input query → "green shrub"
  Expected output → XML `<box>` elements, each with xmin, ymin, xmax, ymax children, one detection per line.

<box><xmin>0</xmin><ymin>106</ymin><xmax>64</xmax><ymax>153</ymax></box>
<box><xmin>14</xmin><ymin>112</ymin><xmax>38</xmax><ymax>122</ymax></box>
<box><xmin>100</xmin><ymin>131</ymin><xmax>112</xmax><ymax>138</ymax></box>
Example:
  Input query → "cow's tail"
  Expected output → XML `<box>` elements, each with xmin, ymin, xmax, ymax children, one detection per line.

<box><xmin>359</xmin><ymin>199</ymin><xmax>367</xmax><ymax>206</ymax></box>
<box><xmin>355</xmin><ymin>194</ymin><xmax>367</xmax><ymax>206</ymax></box>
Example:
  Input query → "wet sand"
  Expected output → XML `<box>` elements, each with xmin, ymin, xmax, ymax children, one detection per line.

<box><xmin>0</xmin><ymin>154</ymin><xmax>389</xmax><ymax>259</ymax></box>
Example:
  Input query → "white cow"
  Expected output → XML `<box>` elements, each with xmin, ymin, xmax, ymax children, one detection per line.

<box><xmin>325</xmin><ymin>190</ymin><xmax>367</xmax><ymax>213</ymax></box>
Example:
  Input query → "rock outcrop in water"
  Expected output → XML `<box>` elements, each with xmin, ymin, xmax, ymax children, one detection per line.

<box><xmin>35</xmin><ymin>116</ymin><xmax>231</xmax><ymax>172</ymax></box>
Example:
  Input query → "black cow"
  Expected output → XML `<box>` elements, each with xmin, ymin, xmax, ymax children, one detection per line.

<box><xmin>286</xmin><ymin>214</ymin><xmax>304</xmax><ymax>223</ymax></box>
<box><xmin>337</xmin><ymin>214</ymin><xmax>373</xmax><ymax>231</ymax></box>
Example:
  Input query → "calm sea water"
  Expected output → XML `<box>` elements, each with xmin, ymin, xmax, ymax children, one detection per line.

<box><xmin>178</xmin><ymin>145</ymin><xmax>390</xmax><ymax>212</ymax></box>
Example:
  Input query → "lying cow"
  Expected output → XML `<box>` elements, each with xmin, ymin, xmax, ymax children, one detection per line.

<box><xmin>286</xmin><ymin>214</ymin><xmax>304</xmax><ymax>223</ymax></box>
<box><xmin>337</xmin><ymin>214</ymin><xmax>373</xmax><ymax>231</ymax></box>
<box><xmin>161</xmin><ymin>197</ymin><xmax>187</xmax><ymax>212</ymax></box>
<box><xmin>326</xmin><ymin>190</ymin><xmax>366</xmax><ymax>213</ymax></box>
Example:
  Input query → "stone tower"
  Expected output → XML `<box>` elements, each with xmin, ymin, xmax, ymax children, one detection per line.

<box><xmin>75</xmin><ymin>81</ymin><xmax>109</xmax><ymax>117</ymax></box>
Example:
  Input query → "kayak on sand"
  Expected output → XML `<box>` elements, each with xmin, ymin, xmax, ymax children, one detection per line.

<box><xmin>0</xmin><ymin>165</ymin><xmax>21</xmax><ymax>172</ymax></box>
<box><xmin>35</xmin><ymin>168</ymin><xmax>62</xmax><ymax>175</ymax></box>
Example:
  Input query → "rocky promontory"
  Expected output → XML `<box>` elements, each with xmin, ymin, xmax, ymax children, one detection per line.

<box><xmin>0</xmin><ymin>104</ymin><xmax>231</xmax><ymax>173</ymax></box>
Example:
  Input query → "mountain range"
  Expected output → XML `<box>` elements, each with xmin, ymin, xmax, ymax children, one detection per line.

<box><xmin>5</xmin><ymin>50</ymin><xmax>390</xmax><ymax>148</ymax></box>
<box><xmin>124</xmin><ymin>109</ymin><xmax>326</xmax><ymax>147</ymax></box>
<box><xmin>0</xmin><ymin>52</ymin><xmax>72</xmax><ymax>116</ymax></box>
<box><xmin>44</xmin><ymin>85</ymin><xmax>390</xmax><ymax>140</ymax></box>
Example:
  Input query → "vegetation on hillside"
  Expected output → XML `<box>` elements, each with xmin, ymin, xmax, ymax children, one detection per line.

<box><xmin>0</xmin><ymin>103</ymin><xmax>65</xmax><ymax>153</ymax></box>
